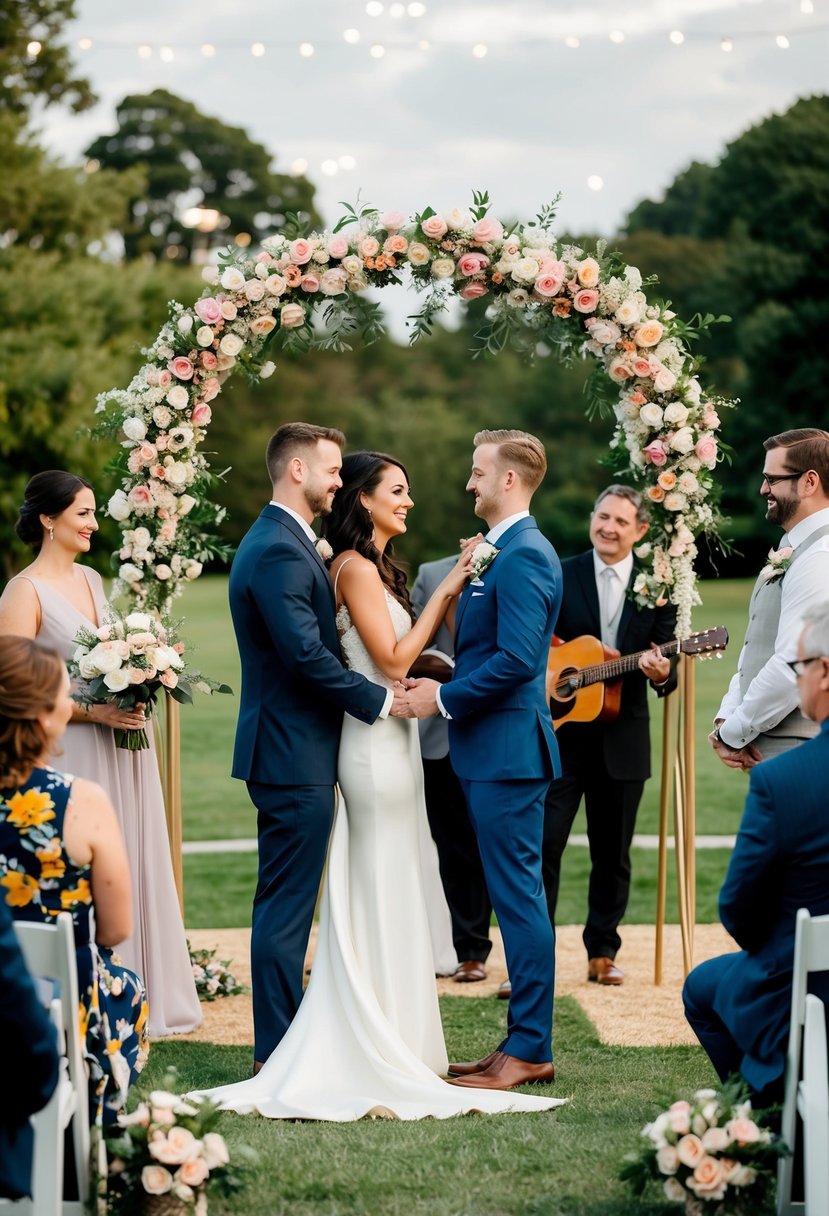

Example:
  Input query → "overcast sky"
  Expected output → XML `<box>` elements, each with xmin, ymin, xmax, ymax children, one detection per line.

<box><xmin>39</xmin><ymin>0</ymin><xmax>826</xmax><ymax>242</ymax></box>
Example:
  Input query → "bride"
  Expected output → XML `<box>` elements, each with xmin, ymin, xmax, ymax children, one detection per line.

<box><xmin>194</xmin><ymin>452</ymin><xmax>562</xmax><ymax>1120</ymax></box>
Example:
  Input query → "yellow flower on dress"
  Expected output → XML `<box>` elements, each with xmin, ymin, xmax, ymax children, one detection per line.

<box><xmin>1</xmin><ymin>869</ymin><xmax>40</xmax><ymax>907</ymax></box>
<box><xmin>5</xmin><ymin>788</ymin><xmax>56</xmax><ymax>829</ymax></box>
<box><xmin>60</xmin><ymin>877</ymin><xmax>92</xmax><ymax>909</ymax></box>
<box><xmin>36</xmin><ymin>841</ymin><xmax>66</xmax><ymax>881</ymax></box>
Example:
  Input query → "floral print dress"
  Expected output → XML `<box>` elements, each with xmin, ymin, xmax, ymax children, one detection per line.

<box><xmin>0</xmin><ymin>765</ymin><xmax>149</xmax><ymax>1125</ymax></box>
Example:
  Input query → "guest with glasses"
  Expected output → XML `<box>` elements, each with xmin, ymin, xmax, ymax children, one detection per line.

<box><xmin>710</xmin><ymin>428</ymin><xmax>829</xmax><ymax>768</ymax></box>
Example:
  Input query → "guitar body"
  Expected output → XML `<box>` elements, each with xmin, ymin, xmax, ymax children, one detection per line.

<box><xmin>547</xmin><ymin>635</ymin><xmax>623</xmax><ymax>729</ymax></box>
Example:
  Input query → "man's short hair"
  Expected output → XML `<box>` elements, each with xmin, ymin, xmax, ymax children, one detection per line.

<box><xmin>764</xmin><ymin>428</ymin><xmax>829</xmax><ymax>495</ymax></box>
<box><xmin>801</xmin><ymin>602</ymin><xmax>829</xmax><ymax>663</ymax></box>
<box><xmin>266</xmin><ymin>423</ymin><xmax>345</xmax><ymax>484</ymax></box>
<box><xmin>593</xmin><ymin>484</ymin><xmax>650</xmax><ymax>527</ymax></box>
<box><xmin>473</xmin><ymin>428</ymin><xmax>547</xmax><ymax>493</ymax></box>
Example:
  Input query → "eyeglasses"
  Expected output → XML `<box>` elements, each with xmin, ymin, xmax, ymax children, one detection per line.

<box><xmin>786</xmin><ymin>656</ymin><xmax>825</xmax><ymax>677</ymax></box>
<box><xmin>761</xmin><ymin>470</ymin><xmax>804</xmax><ymax>488</ymax></box>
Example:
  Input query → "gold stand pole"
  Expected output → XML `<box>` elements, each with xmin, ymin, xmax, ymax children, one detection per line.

<box><xmin>682</xmin><ymin>658</ymin><xmax>697</xmax><ymax>948</ymax></box>
<box><xmin>654</xmin><ymin>688</ymin><xmax>677</xmax><ymax>985</ymax></box>
<box><xmin>162</xmin><ymin>693</ymin><xmax>184</xmax><ymax>916</ymax></box>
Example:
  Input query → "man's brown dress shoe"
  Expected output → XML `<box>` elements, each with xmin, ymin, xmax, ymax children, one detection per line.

<box><xmin>450</xmin><ymin>1052</ymin><xmax>555</xmax><ymax>1090</ymax></box>
<box><xmin>497</xmin><ymin>979</ymin><xmax>511</xmax><ymax>999</ymax></box>
<box><xmin>452</xmin><ymin>960</ymin><xmax>487</xmax><ymax>983</ymax></box>
<box><xmin>447</xmin><ymin>1049</ymin><xmax>501</xmax><ymax>1077</ymax></box>
<box><xmin>588</xmin><ymin>957</ymin><xmax>624</xmax><ymax>985</ymax></box>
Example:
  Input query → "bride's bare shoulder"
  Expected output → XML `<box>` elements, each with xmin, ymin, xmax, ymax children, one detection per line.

<box><xmin>331</xmin><ymin>551</ymin><xmax>379</xmax><ymax>583</ymax></box>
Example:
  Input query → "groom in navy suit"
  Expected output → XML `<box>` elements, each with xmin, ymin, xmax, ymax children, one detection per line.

<box><xmin>230</xmin><ymin>423</ymin><xmax>396</xmax><ymax>1069</ymax></box>
<box><xmin>405</xmin><ymin>429</ymin><xmax>562</xmax><ymax>1090</ymax></box>
<box><xmin>683</xmin><ymin>601</ymin><xmax>829</xmax><ymax>1101</ymax></box>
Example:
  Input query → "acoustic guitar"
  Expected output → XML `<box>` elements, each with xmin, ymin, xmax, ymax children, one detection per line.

<box><xmin>546</xmin><ymin>626</ymin><xmax>729</xmax><ymax>729</ymax></box>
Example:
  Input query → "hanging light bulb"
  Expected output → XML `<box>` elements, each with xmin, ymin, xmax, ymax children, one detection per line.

<box><xmin>201</xmin><ymin>43</ymin><xmax>216</xmax><ymax>57</ymax></box>
<box><xmin>251</xmin><ymin>41</ymin><xmax>266</xmax><ymax>56</ymax></box>
<box><xmin>366</xmin><ymin>1</ymin><xmax>384</xmax><ymax>14</ymax></box>
<box><xmin>343</xmin><ymin>28</ymin><xmax>360</xmax><ymax>44</ymax></box>
<box><xmin>669</xmin><ymin>30</ymin><xmax>685</xmax><ymax>45</ymax></box>
<box><xmin>801</xmin><ymin>0</ymin><xmax>814</xmax><ymax>13</ymax></box>
<box><xmin>299</xmin><ymin>42</ymin><xmax>315</xmax><ymax>57</ymax></box>
<box><xmin>720</xmin><ymin>37</ymin><xmax>733</xmax><ymax>52</ymax></box>
<box><xmin>290</xmin><ymin>158</ymin><xmax>308</xmax><ymax>176</ymax></box>
<box><xmin>609</xmin><ymin>29</ymin><xmax>625</xmax><ymax>44</ymax></box>
<box><xmin>78</xmin><ymin>37</ymin><xmax>93</xmax><ymax>50</ymax></box>
<box><xmin>587</xmin><ymin>175</ymin><xmax>604</xmax><ymax>192</ymax></box>
<box><xmin>472</xmin><ymin>43</ymin><xmax>488</xmax><ymax>58</ymax></box>
<box><xmin>321</xmin><ymin>160</ymin><xmax>339</xmax><ymax>176</ymax></box>
<box><xmin>407</xmin><ymin>2</ymin><xmax>426</xmax><ymax>14</ymax></box>
<box><xmin>369</xmin><ymin>42</ymin><xmax>386</xmax><ymax>57</ymax></box>
<box><xmin>159</xmin><ymin>45</ymin><xmax>174</xmax><ymax>62</ymax></box>
<box><xmin>137</xmin><ymin>44</ymin><xmax>152</xmax><ymax>58</ymax></box>
<box><xmin>564</xmin><ymin>35</ymin><xmax>580</xmax><ymax>49</ymax></box>
<box><xmin>775</xmin><ymin>34</ymin><xmax>790</xmax><ymax>48</ymax></box>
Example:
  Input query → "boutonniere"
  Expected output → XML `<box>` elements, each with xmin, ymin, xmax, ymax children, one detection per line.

<box><xmin>759</xmin><ymin>545</ymin><xmax>794</xmax><ymax>582</ymax></box>
<box><xmin>315</xmin><ymin>536</ymin><xmax>334</xmax><ymax>562</ymax></box>
<box><xmin>469</xmin><ymin>541</ymin><xmax>499</xmax><ymax>583</ymax></box>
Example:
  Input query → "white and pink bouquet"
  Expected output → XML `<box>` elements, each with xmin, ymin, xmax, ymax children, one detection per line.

<box><xmin>69</xmin><ymin>607</ymin><xmax>231</xmax><ymax>750</ymax></box>
<box><xmin>620</xmin><ymin>1083</ymin><xmax>787</xmax><ymax>1213</ymax></box>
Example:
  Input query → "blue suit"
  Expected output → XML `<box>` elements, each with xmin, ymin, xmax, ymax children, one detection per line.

<box><xmin>442</xmin><ymin>516</ymin><xmax>562</xmax><ymax>1062</ymax></box>
<box><xmin>0</xmin><ymin>896</ymin><xmax>59</xmax><ymax>1199</ymax></box>
<box><xmin>229</xmin><ymin>504</ymin><xmax>387</xmax><ymax>1060</ymax></box>
<box><xmin>683</xmin><ymin>719</ymin><xmax>829</xmax><ymax>1097</ymax></box>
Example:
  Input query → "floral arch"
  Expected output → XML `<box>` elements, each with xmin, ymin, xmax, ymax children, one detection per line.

<box><xmin>97</xmin><ymin>193</ymin><xmax>727</xmax><ymax>636</ymax></box>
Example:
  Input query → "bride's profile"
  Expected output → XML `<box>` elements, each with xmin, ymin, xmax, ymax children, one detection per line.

<box><xmin>193</xmin><ymin>451</ymin><xmax>562</xmax><ymax>1120</ymax></box>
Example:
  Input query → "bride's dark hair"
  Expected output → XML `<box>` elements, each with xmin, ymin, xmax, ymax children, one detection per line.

<box><xmin>323</xmin><ymin>451</ymin><xmax>413</xmax><ymax>618</ymax></box>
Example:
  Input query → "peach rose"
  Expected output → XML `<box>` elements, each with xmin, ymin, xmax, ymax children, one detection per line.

<box><xmin>300</xmin><ymin>273</ymin><xmax>320</xmax><ymax>293</ymax></box>
<box><xmin>280</xmin><ymin>303</ymin><xmax>306</xmax><ymax>329</ymax></box>
<box><xmin>725</xmin><ymin>1117</ymin><xmax>762</xmax><ymax>1145</ymax></box>
<box><xmin>384</xmin><ymin>234</ymin><xmax>408</xmax><ymax>255</ymax></box>
<box><xmin>647</xmin><ymin>484</ymin><xmax>667</xmax><ymax>502</ymax></box>
<box><xmin>609</xmin><ymin>356</ymin><xmax>634</xmax><ymax>382</ymax></box>
<box><xmin>283</xmin><ymin>265</ymin><xmax>302</xmax><ymax>287</ymax></box>
<box><xmin>359</xmin><ymin>236</ymin><xmax>380</xmax><ymax>258</ymax></box>
<box><xmin>633</xmin><ymin>357</ymin><xmax>653</xmax><ymax>377</ymax></box>
<box><xmin>244</xmin><ymin>278</ymin><xmax>265</xmax><ymax>302</ymax></box>
<box><xmin>176</xmin><ymin>1158</ymin><xmax>209</xmax><ymax>1188</ymax></box>
<box><xmin>265</xmin><ymin>274</ymin><xmax>287</xmax><ymax>297</ymax></box>
<box><xmin>653</xmin><ymin>367</ymin><xmax>677</xmax><ymax>393</ymax></box>
<box><xmin>576</xmin><ymin>257</ymin><xmax>600</xmax><ymax>287</ymax></box>
<box><xmin>201</xmin><ymin>377</ymin><xmax>220</xmax><ymax>402</ymax></box>
<box><xmin>655</xmin><ymin>1144</ymin><xmax>679</xmax><ymax>1175</ymax></box>
<box><xmin>676</xmin><ymin>1133</ymin><xmax>705</xmax><ymax>1168</ymax></box>
<box><xmin>634</xmin><ymin>320</ymin><xmax>664</xmax><ymax>348</ymax></box>
<box><xmin>573</xmin><ymin>288</ymin><xmax>599</xmax><ymax>314</ymax></box>
<box><xmin>289</xmin><ymin>238</ymin><xmax>313</xmax><ymax>265</ymax></box>
<box><xmin>471</xmin><ymin>216</ymin><xmax>503</xmax><ymax>244</ymax></box>
<box><xmin>701</xmin><ymin>1127</ymin><xmax>730</xmax><ymax>1152</ymax></box>
<box><xmin>459</xmin><ymin>281</ymin><xmax>488</xmax><ymax>300</ymax></box>
<box><xmin>142</xmin><ymin>1165</ymin><xmax>172</xmax><ymax>1195</ymax></box>
<box><xmin>380</xmin><ymin>209</ymin><xmax>406</xmax><ymax>231</ymax></box>
<box><xmin>407</xmin><ymin>242</ymin><xmax>430</xmax><ymax>266</ymax></box>
<box><xmin>688</xmin><ymin>1156</ymin><xmax>726</xmax><ymax>1202</ymax></box>
<box><xmin>201</xmin><ymin>1133</ymin><xmax>229</xmax><ymax>1169</ymax></box>
<box><xmin>421</xmin><ymin>215</ymin><xmax>448</xmax><ymax>240</ymax></box>
<box><xmin>249</xmin><ymin>315</ymin><xmax>277</xmax><ymax>335</ymax></box>
<box><xmin>657</xmin><ymin>471</ymin><xmax>677</xmax><ymax>491</ymax></box>
<box><xmin>220</xmin><ymin>299</ymin><xmax>237</xmax><ymax>320</ymax></box>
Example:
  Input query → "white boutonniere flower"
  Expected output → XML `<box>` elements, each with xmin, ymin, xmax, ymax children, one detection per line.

<box><xmin>759</xmin><ymin>545</ymin><xmax>793</xmax><ymax>583</ymax></box>
<box><xmin>469</xmin><ymin>542</ymin><xmax>499</xmax><ymax>582</ymax></box>
<box><xmin>315</xmin><ymin>537</ymin><xmax>334</xmax><ymax>562</ymax></box>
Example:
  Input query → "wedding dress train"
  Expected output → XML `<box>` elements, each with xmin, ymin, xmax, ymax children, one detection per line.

<box><xmin>194</xmin><ymin>594</ymin><xmax>562</xmax><ymax>1120</ymax></box>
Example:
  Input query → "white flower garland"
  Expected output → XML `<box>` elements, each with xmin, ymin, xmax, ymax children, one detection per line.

<box><xmin>96</xmin><ymin>196</ymin><xmax>728</xmax><ymax>635</ymax></box>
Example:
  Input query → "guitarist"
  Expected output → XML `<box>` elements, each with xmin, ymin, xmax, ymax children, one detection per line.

<box><xmin>541</xmin><ymin>485</ymin><xmax>677</xmax><ymax>988</ymax></box>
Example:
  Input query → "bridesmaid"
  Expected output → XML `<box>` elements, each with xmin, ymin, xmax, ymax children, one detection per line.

<box><xmin>0</xmin><ymin>470</ymin><xmax>200</xmax><ymax>1036</ymax></box>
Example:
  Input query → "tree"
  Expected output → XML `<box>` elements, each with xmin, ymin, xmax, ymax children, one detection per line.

<box><xmin>625</xmin><ymin>162</ymin><xmax>713</xmax><ymax>237</ymax></box>
<box><xmin>84</xmin><ymin>89</ymin><xmax>321</xmax><ymax>261</ymax></box>
<box><xmin>0</xmin><ymin>0</ymin><xmax>94</xmax><ymax>114</ymax></box>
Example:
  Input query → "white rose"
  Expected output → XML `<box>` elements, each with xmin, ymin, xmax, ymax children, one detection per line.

<box><xmin>654</xmin><ymin>367</ymin><xmax>677</xmax><ymax>393</ymax></box>
<box><xmin>103</xmin><ymin>668</ymin><xmax>130</xmax><ymax>692</ymax></box>
<box><xmin>670</xmin><ymin>427</ymin><xmax>695</xmax><ymax>454</ymax></box>
<box><xmin>201</xmin><ymin>265</ymin><xmax>219</xmax><ymax>286</ymax></box>
<box><xmin>201</xmin><ymin>1132</ymin><xmax>229</xmax><ymax>1169</ymax></box>
<box><xmin>639</xmin><ymin>403</ymin><xmax>664</xmax><ymax>428</ymax></box>
<box><xmin>176</xmin><ymin>313</ymin><xmax>193</xmax><ymax>335</ymax></box>
<box><xmin>430</xmin><ymin>258</ymin><xmax>455</xmax><ymax>280</ymax></box>
<box><xmin>177</xmin><ymin>494</ymin><xmax>197</xmax><ymax>516</ymax></box>
<box><xmin>108</xmin><ymin>490</ymin><xmax>131</xmax><ymax>522</ymax></box>
<box><xmin>146</xmin><ymin>645</ymin><xmax>170</xmax><ymax>671</ymax></box>
<box><xmin>220</xmin><ymin>267</ymin><xmax>246</xmax><ymax>292</ymax></box>
<box><xmin>259</xmin><ymin>361</ymin><xmax>276</xmax><ymax>379</ymax></box>
<box><xmin>196</xmin><ymin>326</ymin><xmax>214</xmax><ymax>348</ymax></box>
<box><xmin>155</xmin><ymin>564</ymin><xmax>173</xmax><ymax>581</ymax></box>
<box><xmin>123</xmin><ymin>417</ymin><xmax>147</xmax><ymax>442</ymax></box>
<box><xmin>119</xmin><ymin>563</ymin><xmax>143</xmax><ymax>584</ymax></box>
<box><xmin>663</xmin><ymin>1177</ymin><xmax>685</xmax><ymax>1202</ymax></box>
<box><xmin>219</xmin><ymin>332</ymin><xmax>244</xmax><ymax>357</ymax></box>
<box><xmin>685</xmin><ymin>378</ymin><xmax>702</xmax><ymax>403</ymax></box>
<box><xmin>407</xmin><ymin>242</ymin><xmax>431</xmax><ymax>267</ymax></box>
<box><xmin>153</xmin><ymin>406</ymin><xmax>172</xmax><ymax>428</ymax></box>
<box><xmin>142</xmin><ymin>1165</ymin><xmax>173</xmax><ymax>1195</ymax></box>
<box><xmin>185</xmin><ymin>560</ymin><xmax>203</xmax><ymax>580</ymax></box>
<box><xmin>88</xmin><ymin>644</ymin><xmax>124</xmax><ymax>675</ymax></box>
<box><xmin>164</xmin><ymin>461</ymin><xmax>190</xmax><ymax>489</ymax></box>
<box><xmin>125</xmin><ymin>612</ymin><xmax>152</xmax><ymax>631</ymax></box>
<box><xmin>320</xmin><ymin>268</ymin><xmax>347</xmax><ymax>296</ymax></box>
<box><xmin>615</xmin><ymin>298</ymin><xmax>641</xmax><ymax>325</ymax></box>
<box><xmin>265</xmin><ymin>274</ymin><xmax>286</xmax><ymax>296</ymax></box>
<box><xmin>663</xmin><ymin>492</ymin><xmax>688</xmax><ymax>512</ymax></box>
<box><xmin>341</xmin><ymin>255</ymin><xmax>363</xmax><ymax>275</ymax></box>
<box><xmin>443</xmin><ymin>207</ymin><xmax>473</xmax><ymax>229</ymax></box>
<box><xmin>678</xmin><ymin>471</ymin><xmax>700</xmax><ymax>494</ymax></box>
<box><xmin>244</xmin><ymin>278</ymin><xmax>265</xmax><ymax>301</ymax></box>
<box><xmin>511</xmin><ymin>257</ymin><xmax>540</xmax><ymax>284</ymax></box>
<box><xmin>589</xmin><ymin>320</ymin><xmax>621</xmax><ymax>346</ymax></box>
<box><xmin>663</xmin><ymin>401</ymin><xmax>689</xmax><ymax>426</ymax></box>
<box><xmin>166</xmin><ymin>386</ymin><xmax>190</xmax><ymax>410</ymax></box>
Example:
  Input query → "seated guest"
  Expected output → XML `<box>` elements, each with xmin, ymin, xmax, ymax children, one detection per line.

<box><xmin>0</xmin><ymin>893</ymin><xmax>60</xmax><ymax>1199</ymax></box>
<box><xmin>0</xmin><ymin>636</ymin><xmax>149</xmax><ymax>1125</ymax></box>
<box><xmin>683</xmin><ymin>602</ymin><xmax>829</xmax><ymax>1103</ymax></box>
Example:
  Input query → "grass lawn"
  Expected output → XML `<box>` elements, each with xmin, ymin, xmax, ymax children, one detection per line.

<box><xmin>175</xmin><ymin>575</ymin><xmax>750</xmax><ymax>930</ymax></box>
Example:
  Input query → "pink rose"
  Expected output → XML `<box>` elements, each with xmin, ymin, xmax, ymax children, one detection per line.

<box><xmin>128</xmin><ymin>485</ymin><xmax>153</xmax><ymax>510</ymax></box>
<box><xmin>283</xmin><ymin>265</ymin><xmax>302</xmax><ymax>287</ymax></box>
<box><xmin>380</xmin><ymin>210</ymin><xmax>406</xmax><ymax>231</ymax></box>
<box><xmin>326</xmin><ymin>236</ymin><xmax>349</xmax><ymax>259</ymax></box>
<box><xmin>280</xmin><ymin>302</ymin><xmax>306</xmax><ymax>329</ymax></box>
<box><xmin>127</xmin><ymin>450</ymin><xmax>143</xmax><ymax>474</ymax></box>
<box><xmin>695</xmin><ymin>436</ymin><xmax>718</xmax><ymax>467</ymax></box>
<box><xmin>459</xmin><ymin>281</ymin><xmax>489</xmax><ymax>300</ymax></box>
<box><xmin>219</xmin><ymin>298</ymin><xmax>237</xmax><ymax>320</ymax></box>
<box><xmin>633</xmin><ymin>357</ymin><xmax>653</xmax><ymax>377</ymax></box>
<box><xmin>200</xmin><ymin>351</ymin><xmax>218</xmax><ymax>370</ymax></box>
<box><xmin>383</xmin><ymin>234</ymin><xmax>408</xmax><ymax>255</ymax></box>
<box><xmin>725</xmin><ymin>1117</ymin><xmax>761</xmax><ymax>1145</ymax></box>
<box><xmin>158</xmin><ymin>370</ymin><xmax>172</xmax><ymax>389</ymax></box>
<box><xmin>169</xmin><ymin>356</ymin><xmax>194</xmax><ymax>381</ymax></box>
<box><xmin>194</xmin><ymin>297</ymin><xmax>222</xmax><ymax>325</ymax></box>
<box><xmin>200</xmin><ymin>377</ymin><xmax>220</xmax><ymax>402</ymax></box>
<box><xmin>359</xmin><ymin>236</ymin><xmax>380</xmax><ymax>257</ymax></box>
<box><xmin>289</xmin><ymin>238</ymin><xmax>313</xmax><ymax>265</ymax></box>
<box><xmin>300</xmin><ymin>273</ymin><xmax>320</xmax><ymax>293</ymax></box>
<box><xmin>471</xmin><ymin>217</ymin><xmax>504</xmax><ymax>244</ymax></box>
<box><xmin>609</xmin><ymin>356</ymin><xmax>634</xmax><ymax>382</ymax></box>
<box><xmin>137</xmin><ymin>441</ymin><xmax>158</xmax><ymax>466</ymax></box>
<box><xmin>457</xmin><ymin>252</ymin><xmax>490</xmax><ymax>277</ymax></box>
<box><xmin>421</xmin><ymin>214</ymin><xmax>448</xmax><ymax>240</ymax></box>
<box><xmin>534</xmin><ymin>272</ymin><xmax>565</xmax><ymax>298</ymax></box>
<box><xmin>160</xmin><ymin>669</ymin><xmax>179</xmax><ymax>688</ymax></box>
<box><xmin>643</xmin><ymin>441</ymin><xmax>668</xmax><ymax>466</ymax></box>
<box><xmin>191</xmin><ymin>403</ymin><xmax>212</xmax><ymax>426</ymax></box>
<box><xmin>573</xmin><ymin>288</ymin><xmax>599</xmax><ymax>314</ymax></box>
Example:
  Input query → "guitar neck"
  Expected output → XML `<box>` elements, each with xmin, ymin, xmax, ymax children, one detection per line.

<box><xmin>580</xmin><ymin>639</ymin><xmax>681</xmax><ymax>687</ymax></box>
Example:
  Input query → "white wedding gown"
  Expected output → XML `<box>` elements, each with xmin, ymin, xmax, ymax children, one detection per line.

<box><xmin>194</xmin><ymin>593</ymin><xmax>563</xmax><ymax>1120</ymax></box>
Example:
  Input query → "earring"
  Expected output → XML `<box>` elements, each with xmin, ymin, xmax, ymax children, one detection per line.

<box><xmin>48</xmin><ymin>525</ymin><xmax>55</xmax><ymax>542</ymax></box>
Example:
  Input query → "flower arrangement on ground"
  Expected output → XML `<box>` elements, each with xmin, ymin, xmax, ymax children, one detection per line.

<box><xmin>104</xmin><ymin>1071</ymin><xmax>252</xmax><ymax>1215</ymax></box>
<box><xmin>187</xmin><ymin>941</ymin><xmax>246</xmax><ymax>1002</ymax></box>
<box><xmin>69</xmin><ymin>607</ymin><xmax>231</xmax><ymax>749</ymax></box>
<box><xmin>95</xmin><ymin>190</ymin><xmax>730</xmax><ymax>633</ymax></box>
<box><xmin>620</xmin><ymin>1082</ymin><xmax>788</xmax><ymax>1213</ymax></box>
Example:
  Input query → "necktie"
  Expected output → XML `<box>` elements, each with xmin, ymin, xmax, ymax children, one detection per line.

<box><xmin>599</xmin><ymin>566</ymin><xmax>619</xmax><ymax>647</ymax></box>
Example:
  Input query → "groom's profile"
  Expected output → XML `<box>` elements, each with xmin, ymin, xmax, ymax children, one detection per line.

<box><xmin>228</xmin><ymin>422</ymin><xmax>395</xmax><ymax>1071</ymax></box>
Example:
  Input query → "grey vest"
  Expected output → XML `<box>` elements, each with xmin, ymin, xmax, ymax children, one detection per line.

<box><xmin>739</xmin><ymin>523</ymin><xmax>829</xmax><ymax>743</ymax></box>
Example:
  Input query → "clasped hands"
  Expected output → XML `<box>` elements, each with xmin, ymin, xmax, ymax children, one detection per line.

<box><xmin>708</xmin><ymin>727</ymin><xmax>763</xmax><ymax>771</ymax></box>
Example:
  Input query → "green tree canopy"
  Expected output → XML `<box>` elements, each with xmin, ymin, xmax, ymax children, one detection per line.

<box><xmin>84</xmin><ymin>89</ymin><xmax>321</xmax><ymax>261</ymax></box>
<box><xmin>0</xmin><ymin>0</ymin><xmax>94</xmax><ymax>114</ymax></box>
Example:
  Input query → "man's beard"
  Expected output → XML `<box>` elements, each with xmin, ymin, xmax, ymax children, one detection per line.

<box><xmin>305</xmin><ymin>484</ymin><xmax>334</xmax><ymax>518</ymax></box>
<box><xmin>766</xmin><ymin>494</ymin><xmax>798</xmax><ymax>528</ymax></box>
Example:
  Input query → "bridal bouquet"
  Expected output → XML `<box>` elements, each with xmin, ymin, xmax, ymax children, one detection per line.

<box><xmin>103</xmin><ymin>1070</ymin><xmax>252</xmax><ymax>1215</ymax></box>
<box><xmin>620</xmin><ymin>1082</ymin><xmax>787</xmax><ymax>1213</ymax></box>
<box><xmin>69</xmin><ymin>608</ymin><xmax>231</xmax><ymax>750</ymax></box>
<box><xmin>187</xmin><ymin>941</ymin><xmax>246</xmax><ymax>1002</ymax></box>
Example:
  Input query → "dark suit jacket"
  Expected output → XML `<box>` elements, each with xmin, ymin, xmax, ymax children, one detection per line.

<box><xmin>0</xmin><ymin>897</ymin><xmax>59</xmax><ymax>1199</ymax></box>
<box><xmin>712</xmin><ymin>720</ymin><xmax>829</xmax><ymax>1092</ymax></box>
<box><xmin>553</xmin><ymin>550</ymin><xmax>677</xmax><ymax>781</ymax></box>
<box><xmin>443</xmin><ymin>517</ymin><xmax>563</xmax><ymax>782</ymax></box>
<box><xmin>229</xmin><ymin>505</ymin><xmax>387</xmax><ymax>785</ymax></box>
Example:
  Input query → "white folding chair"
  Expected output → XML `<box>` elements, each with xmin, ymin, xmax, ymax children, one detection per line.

<box><xmin>0</xmin><ymin>913</ymin><xmax>90</xmax><ymax>1216</ymax></box>
<box><xmin>777</xmin><ymin>908</ymin><xmax>829</xmax><ymax>1216</ymax></box>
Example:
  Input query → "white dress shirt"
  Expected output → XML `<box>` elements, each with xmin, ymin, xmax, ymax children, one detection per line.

<box><xmin>269</xmin><ymin>500</ymin><xmax>392</xmax><ymax>718</ymax></box>
<box><xmin>717</xmin><ymin>506</ymin><xmax>829</xmax><ymax>747</ymax></box>
<box><xmin>593</xmin><ymin>550</ymin><xmax>633</xmax><ymax>645</ymax></box>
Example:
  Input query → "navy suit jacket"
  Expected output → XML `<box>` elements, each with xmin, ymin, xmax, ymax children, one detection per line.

<box><xmin>713</xmin><ymin>720</ymin><xmax>829</xmax><ymax>1092</ymax></box>
<box><xmin>229</xmin><ymin>505</ymin><xmax>387</xmax><ymax>785</ymax></box>
<box><xmin>0</xmin><ymin>897</ymin><xmax>59</xmax><ymax>1199</ymax></box>
<box><xmin>443</xmin><ymin>517</ymin><xmax>562</xmax><ymax>782</ymax></box>
<box><xmin>553</xmin><ymin>550</ymin><xmax>678</xmax><ymax>781</ymax></box>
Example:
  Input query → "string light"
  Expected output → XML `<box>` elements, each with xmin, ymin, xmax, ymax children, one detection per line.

<box><xmin>472</xmin><ymin>43</ymin><xmax>488</xmax><ymax>58</ymax></box>
<box><xmin>369</xmin><ymin>43</ymin><xmax>385</xmax><ymax>57</ymax></box>
<box><xmin>299</xmin><ymin>42</ymin><xmax>315</xmax><ymax>57</ymax></box>
<box><xmin>775</xmin><ymin>33</ymin><xmax>790</xmax><ymax>48</ymax></box>
<box><xmin>609</xmin><ymin>29</ymin><xmax>625</xmax><ymax>44</ymax></box>
<box><xmin>159</xmin><ymin>45</ymin><xmax>174</xmax><ymax>62</ymax></box>
<box><xmin>251</xmin><ymin>42</ymin><xmax>266</xmax><ymax>56</ymax></box>
<box><xmin>669</xmin><ymin>30</ymin><xmax>685</xmax><ymax>45</ymax></box>
<box><xmin>343</xmin><ymin>28</ymin><xmax>360</xmax><ymax>44</ymax></box>
<box><xmin>338</xmin><ymin>155</ymin><xmax>357</xmax><ymax>170</ymax></box>
<box><xmin>587</xmin><ymin>175</ymin><xmax>604</xmax><ymax>192</ymax></box>
<box><xmin>366</xmin><ymin>1</ymin><xmax>383</xmax><ymax>14</ymax></box>
<box><xmin>321</xmin><ymin>160</ymin><xmax>339</xmax><ymax>176</ymax></box>
<box><xmin>78</xmin><ymin>37</ymin><xmax>93</xmax><ymax>50</ymax></box>
<box><xmin>201</xmin><ymin>43</ymin><xmax>216</xmax><ymax>57</ymax></box>
<box><xmin>290</xmin><ymin>158</ymin><xmax>308</xmax><ymax>176</ymax></box>
<box><xmin>564</xmin><ymin>35</ymin><xmax>580</xmax><ymax>49</ymax></box>
<box><xmin>389</xmin><ymin>3</ymin><xmax>406</xmax><ymax>16</ymax></box>
<box><xmin>407</xmin><ymin>2</ymin><xmax>426</xmax><ymax>14</ymax></box>
<box><xmin>801</xmin><ymin>0</ymin><xmax>814</xmax><ymax>12</ymax></box>
<box><xmin>720</xmin><ymin>37</ymin><xmax>733</xmax><ymax>52</ymax></box>
<box><xmin>27</xmin><ymin>40</ymin><xmax>42</xmax><ymax>56</ymax></box>
<box><xmin>418</xmin><ymin>39</ymin><xmax>430</xmax><ymax>50</ymax></box>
